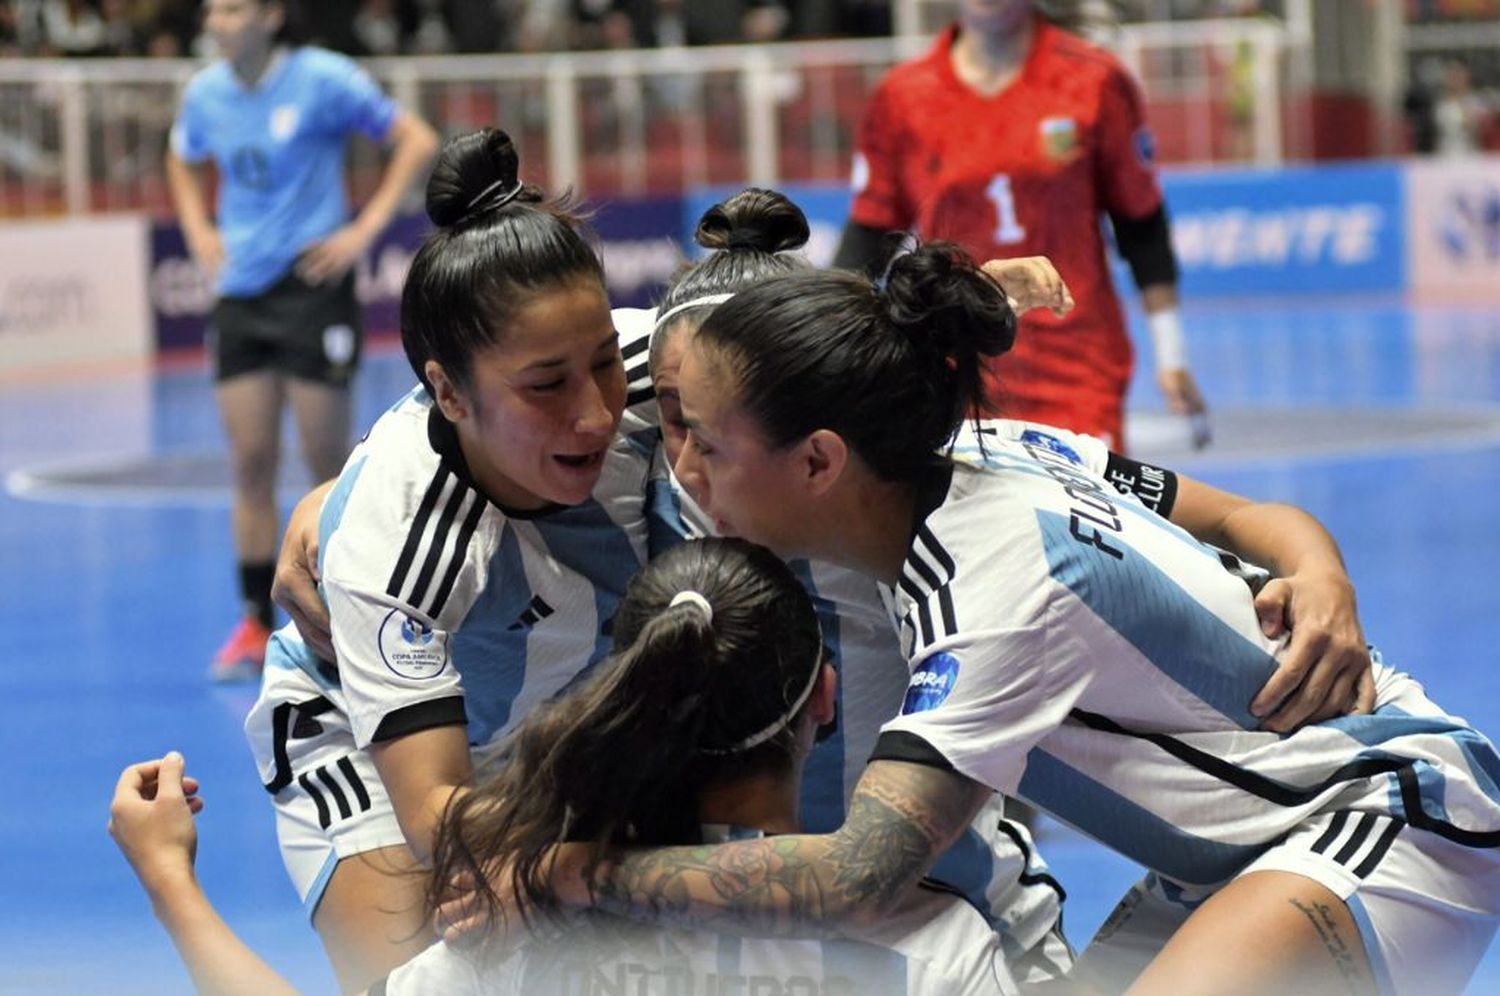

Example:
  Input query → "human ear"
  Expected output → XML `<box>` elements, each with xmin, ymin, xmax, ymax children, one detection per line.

<box><xmin>810</xmin><ymin>661</ymin><xmax>839</xmax><ymax>726</ymax></box>
<box><xmin>802</xmin><ymin>430</ymin><xmax>849</xmax><ymax>498</ymax></box>
<box><xmin>425</xmin><ymin>361</ymin><xmax>469</xmax><ymax>423</ymax></box>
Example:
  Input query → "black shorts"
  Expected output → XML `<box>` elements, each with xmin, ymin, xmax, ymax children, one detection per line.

<box><xmin>210</xmin><ymin>270</ymin><xmax>363</xmax><ymax>387</ymax></box>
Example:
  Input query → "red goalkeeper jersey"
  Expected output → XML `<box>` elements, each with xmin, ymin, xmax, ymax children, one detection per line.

<box><xmin>849</xmin><ymin>18</ymin><xmax>1165</xmax><ymax>446</ymax></box>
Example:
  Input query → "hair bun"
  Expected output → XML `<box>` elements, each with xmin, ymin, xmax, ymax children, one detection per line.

<box><xmin>695</xmin><ymin>188</ymin><xmax>810</xmax><ymax>254</ymax></box>
<box><xmin>883</xmin><ymin>242</ymin><xmax>1016</xmax><ymax>359</ymax></box>
<box><xmin>424</xmin><ymin>127</ymin><xmax>540</xmax><ymax>229</ymax></box>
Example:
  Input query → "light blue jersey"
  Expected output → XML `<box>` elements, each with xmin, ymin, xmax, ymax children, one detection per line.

<box><xmin>171</xmin><ymin>47</ymin><xmax>398</xmax><ymax>296</ymax></box>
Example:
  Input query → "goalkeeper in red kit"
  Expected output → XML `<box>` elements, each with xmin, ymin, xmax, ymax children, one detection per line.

<box><xmin>834</xmin><ymin>0</ymin><xmax>1209</xmax><ymax>452</ymax></box>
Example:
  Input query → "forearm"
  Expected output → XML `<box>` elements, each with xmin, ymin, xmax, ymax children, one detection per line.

<box><xmin>372</xmin><ymin>724</ymin><xmax>473</xmax><ymax>865</ymax></box>
<box><xmin>350</xmin><ymin>115</ymin><xmax>438</xmax><ymax>242</ymax></box>
<box><xmin>146</xmin><ymin>871</ymin><xmax>298</xmax><ymax>996</ymax></box>
<box><xmin>1214</xmin><ymin>501</ymin><xmax>1349</xmax><ymax>582</ymax></box>
<box><xmin>584</xmin><ymin>761</ymin><xmax>984</xmax><ymax>937</ymax></box>
<box><xmin>404</xmin><ymin>781</ymin><xmax>469</xmax><ymax>864</ymax></box>
<box><xmin>164</xmin><ymin>152</ymin><xmax>214</xmax><ymax>239</ymax></box>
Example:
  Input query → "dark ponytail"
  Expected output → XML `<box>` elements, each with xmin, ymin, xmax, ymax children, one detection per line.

<box><xmin>401</xmin><ymin>128</ymin><xmax>604</xmax><ymax>393</ymax></box>
<box><xmin>695</xmin><ymin>242</ymin><xmax>1016</xmax><ymax>481</ymax></box>
<box><xmin>426</xmin><ymin>538</ymin><xmax>822</xmax><ymax>928</ymax></box>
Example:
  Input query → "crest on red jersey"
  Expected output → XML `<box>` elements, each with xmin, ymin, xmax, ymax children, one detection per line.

<box><xmin>1040</xmin><ymin>117</ymin><xmax>1078</xmax><ymax>161</ymax></box>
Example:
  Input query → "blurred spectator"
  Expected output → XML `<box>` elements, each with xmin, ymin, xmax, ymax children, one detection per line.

<box><xmin>300</xmin><ymin>0</ymin><xmax>363</xmax><ymax>53</ymax></box>
<box><xmin>607</xmin><ymin>0</ymin><xmax>789</xmax><ymax>49</ymax></box>
<box><xmin>408</xmin><ymin>0</ymin><xmax>454</xmax><ymax>52</ymax></box>
<box><xmin>40</xmin><ymin>0</ymin><xmax>108</xmax><ymax>55</ymax></box>
<box><xmin>444</xmin><ymin>0</ymin><xmax>503</xmax><ymax>53</ymax></box>
<box><xmin>515</xmin><ymin>0</ymin><xmax>571</xmax><ymax>51</ymax></box>
<box><xmin>1</xmin><ymin>2</ymin><xmax>22</xmax><ymax>54</ymax></box>
<box><xmin>1434</xmin><ymin>58</ymin><xmax>1485</xmax><ymax>155</ymax></box>
<box><xmin>1404</xmin><ymin>57</ymin><xmax>1442</xmax><ymax>154</ymax></box>
<box><xmin>353</xmin><ymin>0</ymin><xmax>405</xmax><ymax>54</ymax></box>
<box><xmin>99</xmin><ymin>0</ymin><xmax>144</xmax><ymax>54</ymax></box>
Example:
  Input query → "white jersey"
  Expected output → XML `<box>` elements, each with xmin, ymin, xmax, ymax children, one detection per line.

<box><xmin>271</xmin><ymin>309</ymin><xmax>660</xmax><ymax>757</ymax></box>
<box><xmin>653</xmin><ymin>462</ymin><xmax>1069</xmax><ymax>978</ymax></box>
<box><xmin>877</xmin><ymin>425</ymin><xmax>1500</xmax><ymax>889</ymax></box>
<box><xmin>384</xmin><ymin>830</ymin><xmax>1017</xmax><ymax>996</ymax></box>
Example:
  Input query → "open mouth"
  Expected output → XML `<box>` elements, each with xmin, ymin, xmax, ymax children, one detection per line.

<box><xmin>554</xmin><ymin>450</ymin><xmax>606</xmax><ymax>471</ymax></box>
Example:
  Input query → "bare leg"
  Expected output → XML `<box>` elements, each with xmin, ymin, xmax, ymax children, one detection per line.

<box><xmin>1128</xmin><ymin>870</ymin><xmax>1373</xmax><ymax>996</ymax></box>
<box><xmin>287</xmin><ymin>378</ymin><xmax>353</xmax><ymax>484</ymax></box>
<box><xmin>313</xmin><ymin>846</ymin><xmax>435</xmax><ymax>993</ymax></box>
<box><xmin>217</xmin><ymin>371</ymin><xmax>285</xmax><ymax>572</ymax></box>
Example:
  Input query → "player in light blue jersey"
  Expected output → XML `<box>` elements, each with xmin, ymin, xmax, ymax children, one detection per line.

<box><xmin>506</xmin><ymin>244</ymin><xmax>1500</xmax><ymax>994</ymax></box>
<box><xmin>114</xmin><ymin>538</ymin><xmax>1023</xmax><ymax>995</ymax></box>
<box><xmin>166</xmin><ymin>0</ymin><xmax>437</xmax><ymax>681</ymax></box>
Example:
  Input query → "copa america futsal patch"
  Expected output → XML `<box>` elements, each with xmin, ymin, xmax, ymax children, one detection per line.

<box><xmin>378</xmin><ymin>608</ymin><xmax>449</xmax><ymax>679</ymax></box>
<box><xmin>902</xmin><ymin>652</ymin><xmax>961</xmax><ymax>714</ymax></box>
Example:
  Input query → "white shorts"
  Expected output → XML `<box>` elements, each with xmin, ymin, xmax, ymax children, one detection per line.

<box><xmin>1073</xmin><ymin>809</ymin><xmax>1500</xmax><ymax>994</ymax></box>
<box><xmin>245</xmin><ymin>654</ymin><xmax>409</xmax><ymax>919</ymax></box>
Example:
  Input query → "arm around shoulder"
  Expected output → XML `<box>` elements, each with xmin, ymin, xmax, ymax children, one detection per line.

<box><xmin>579</xmin><ymin>760</ymin><xmax>990</xmax><ymax>937</ymax></box>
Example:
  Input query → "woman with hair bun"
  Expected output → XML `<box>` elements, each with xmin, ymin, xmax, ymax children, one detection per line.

<box><xmin>648</xmin><ymin>188</ymin><xmax>1075</xmax><ymax>983</ymax></box>
<box><xmin>241</xmin><ymin>126</ymin><xmax>666</xmax><ymax>990</ymax></box>
<box><xmin>113</xmin><ymin>538</ymin><xmax>1026</xmax><ymax>995</ymax></box>
<box><xmin>504</xmin><ymin>243</ymin><xmax>1500</xmax><ymax>994</ymax></box>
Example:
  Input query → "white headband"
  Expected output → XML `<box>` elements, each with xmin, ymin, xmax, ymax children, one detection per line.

<box><xmin>652</xmin><ymin>293</ymin><xmax>736</xmax><ymax>332</ymax></box>
<box><xmin>699</xmin><ymin>651</ymin><xmax>823</xmax><ymax>757</ymax></box>
<box><xmin>669</xmin><ymin>590</ymin><xmax>714</xmax><ymax>623</ymax></box>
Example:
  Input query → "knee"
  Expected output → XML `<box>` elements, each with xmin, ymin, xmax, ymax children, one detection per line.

<box><xmin>229</xmin><ymin>440</ymin><xmax>280</xmax><ymax>495</ymax></box>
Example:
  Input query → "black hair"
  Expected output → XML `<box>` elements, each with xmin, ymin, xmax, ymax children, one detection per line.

<box><xmin>694</xmin><ymin>242</ymin><xmax>1016</xmax><ymax>482</ymax></box>
<box><xmin>400</xmin><ymin>128</ymin><xmax>605</xmax><ymax>393</ymax></box>
<box><xmin>649</xmin><ymin>188</ymin><xmax>813</xmax><ymax>372</ymax></box>
<box><xmin>427</xmin><ymin>537</ymin><xmax>823</xmax><ymax>927</ymax></box>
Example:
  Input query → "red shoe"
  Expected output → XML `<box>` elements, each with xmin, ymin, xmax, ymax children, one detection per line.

<box><xmin>208</xmin><ymin>618</ymin><xmax>271</xmax><ymax>683</ymax></box>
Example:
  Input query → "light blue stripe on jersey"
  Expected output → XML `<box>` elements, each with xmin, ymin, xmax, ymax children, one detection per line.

<box><xmin>317</xmin><ymin>455</ymin><xmax>368</xmax><ymax>578</ymax></box>
<box><xmin>1019</xmin><ymin>748</ymin><xmax>1263</xmax><ymax>885</ymax></box>
<box><xmin>265</xmin><ymin>628</ymin><xmax>337</xmax><ymax>692</ymax></box>
<box><xmin>954</xmin><ymin>443</ymin><xmax>1213</xmax><ymax>556</ymax></box>
<box><xmin>451</xmin><ymin>524</ymin><xmax>534</xmax><ymax>744</ymax></box>
<box><xmin>822</xmin><ymin>937</ymin><xmax>909</xmax><ymax>995</ymax></box>
<box><xmin>1037</xmin><ymin>509</ymin><xmax>1274</xmax><ymax>729</ymax></box>
<box><xmin>793</xmin><ymin>561</ymin><xmax>847</xmax><ymax>835</ymax></box>
<box><xmin>927</xmin><ymin>827</ymin><xmax>999</xmax><ymax>928</ymax></box>
<box><xmin>534</xmin><ymin>499</ymin><xmax>642</xmax><ymax>672</ymax></box>
<box><xmin>625</xmin><ymin>426</ymin><xmax>659</xmax><ymax>460</ymax></box>
<box><xmin>646</xmin><ymin>474</ymin><xmax>692</xmax><ymax>557</ymax></box>
<box><xmin>1321</xmin><ymin>707</ymin><xmax>1500</xmax><ymax>807</ymax></box>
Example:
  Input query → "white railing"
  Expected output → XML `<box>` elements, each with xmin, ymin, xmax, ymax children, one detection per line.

<box><xmin>0</xmin><ymin>20</ymin><xmax>1304</xmax><ymax>219</ymax></box>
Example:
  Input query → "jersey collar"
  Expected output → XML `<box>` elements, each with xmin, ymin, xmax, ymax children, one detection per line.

<box><xmin>935</xmin><ymin>14</ymin><xmax>1051</xmax><ymax>102</ymax></box>
<box><xmin>909</xmin><ymin>459</ymin><xmax>956</xmax><ymax>545</ymax></box>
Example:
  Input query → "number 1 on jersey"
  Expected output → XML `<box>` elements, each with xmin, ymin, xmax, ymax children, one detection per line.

<box><xmin>987</xmin><ymin>174</ymin><xmax>1026</xmax><ymax>245</ymax></box>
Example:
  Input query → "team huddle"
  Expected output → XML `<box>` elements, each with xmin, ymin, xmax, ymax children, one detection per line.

<box><xmin>106</xmin><ymin>3</ymin><xmax>1499</xmax><ymax>995</ymax></box>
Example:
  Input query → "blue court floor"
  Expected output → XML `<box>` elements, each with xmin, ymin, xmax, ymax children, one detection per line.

<box><xmin>2</xmin><ymin>294</ymin><xmax>1498</xmax><ymax>994</ymax></box>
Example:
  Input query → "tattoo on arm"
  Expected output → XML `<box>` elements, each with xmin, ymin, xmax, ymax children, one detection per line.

<box><xmin>1287</xmin><ymin>897</ymin><xmax>1368</xmax><ymax>992</ymax></box>
<box><xmin>591</xmin><ymin>762</ymin><xmax>987</xmax><ymax>936</ymax></box>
